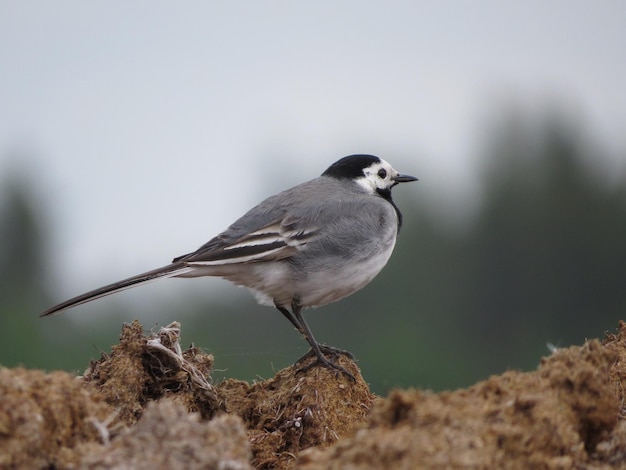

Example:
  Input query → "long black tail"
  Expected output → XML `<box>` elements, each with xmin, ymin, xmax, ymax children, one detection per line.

<box><xmin>40</xmin><ymin>262</ymin><xmax>193</xmax><ymax>317</ymax></box>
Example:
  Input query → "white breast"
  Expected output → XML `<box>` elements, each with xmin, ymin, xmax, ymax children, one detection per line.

<box><xmin>295</xmin><ymin>235</ymin><xmax>397</xmax><ymax>307</ymax></box>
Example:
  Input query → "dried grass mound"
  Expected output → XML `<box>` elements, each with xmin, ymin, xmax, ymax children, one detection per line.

<box><xmin>604</xmin><ymin>319</ymin><xmax>626</xmax><ymax>417</ymax></box>
<box><xmin>218</xmin><ymin>353</ymin><xmax>375</xmax><ymax>469</ymax></box>
<box><xmin>82</xmin><ymin>320</ymin><xmax>218</xmax><ymax>424</ymax></box>
<box><xmin>75</xmin><ymin>319</ymin><xmax>374</xmax><ymax>469</ymax></box>
<box><xmin>0</xmin><ymin>367</ymin><xmax>118</xmax><ymax>468</ymax></box>
<box><xmin>80</xmin><ymin>399</ymin><xmax>252</xmax><ymax>470</ymax></box>
<box><xmin>6</xmin><ymin>318</ymin><xmax>626</xmax><ymax>469</ymax></box>
<box><xmin>299</xmin><ymin>338</ymin><xmax>622</xmax><ymax>469</ymax></box>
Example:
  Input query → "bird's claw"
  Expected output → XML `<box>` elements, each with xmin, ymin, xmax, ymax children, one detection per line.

<box><xmin>295</xmin><ymin>345</ymin><xmax>356</xmax><ymax>381</ymax></box>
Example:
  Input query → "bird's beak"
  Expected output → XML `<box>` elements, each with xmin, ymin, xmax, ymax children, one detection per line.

<box><xmin>393</xmin><ymin>173</ymin><xmax>418</xmax><ymax>184</ymax></box>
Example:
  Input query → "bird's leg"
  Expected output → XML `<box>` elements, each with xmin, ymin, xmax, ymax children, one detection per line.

<box><xmin>282</xmin><ymin>298</ymin><xmax>353</xmax><ymax>361</ymax></box>
<box><xmin>274</xmin><ymin>301</ymin><xmax>305</xmax><ymax>334</ymax></box>
<box><xmin>288</xmin><ymin>298</ymin><xmax>356</xmax><ymax>381</ymax></box>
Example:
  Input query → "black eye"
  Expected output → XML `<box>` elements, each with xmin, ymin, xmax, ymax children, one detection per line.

<box><xmin>377</xmin><ymin>169</ymin><xmax>387</xmax><ymax>179</ymax></box>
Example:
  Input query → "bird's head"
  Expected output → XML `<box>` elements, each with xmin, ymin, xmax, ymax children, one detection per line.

<box><xmin>322</xmin><ymin>154</ymin><xmax>418</xmax><ymax>197</ymax></box>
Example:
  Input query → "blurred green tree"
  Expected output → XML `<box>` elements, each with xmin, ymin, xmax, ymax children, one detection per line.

<box><xmin>456</xmin><ymin>112</ymin><xmax>626</xmax><ymax>373</ymax></box>
<box><xmin>0</xmin><ymin>166</ymin><xmax>49</xmax><ymax>365</ymax></box>
<box><xmin>0</xmin><ymin>161</ymin><xmax>108</xmax><ymax>371</ymax></box>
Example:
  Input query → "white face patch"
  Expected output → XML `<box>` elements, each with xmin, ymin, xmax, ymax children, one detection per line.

<box><xmin>354</xmin><ymin>159</ymin><xmax>399</xmax><ymax>195</ymax></box>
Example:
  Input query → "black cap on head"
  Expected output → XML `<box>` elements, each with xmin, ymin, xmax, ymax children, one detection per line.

<box><xmin>322</xmin><ymin>154</ymin><xmax>381</xmax><ymax>179</ymax></box>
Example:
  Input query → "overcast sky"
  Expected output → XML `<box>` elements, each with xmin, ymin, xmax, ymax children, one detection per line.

<box><xmin>1</xmin><ymin>1</ymin><xmax>625</xmax><ymax>297</ymax></box>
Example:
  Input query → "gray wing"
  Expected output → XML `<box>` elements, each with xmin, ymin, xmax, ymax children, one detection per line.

<box><xmin>172</xmin><ymin>179</ymin><xmax>324</xmax><ymax>266</ymax></box>
<box><xmin>172</xmin><ymin>176</ymin><xmax>389</xmax><ymax>267</ymax></box>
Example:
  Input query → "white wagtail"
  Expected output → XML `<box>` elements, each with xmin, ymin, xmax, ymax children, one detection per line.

<box><xmin>41</xmin><ymin>154</ymin><xmax>417</xmax><ymax>379</ymax></box>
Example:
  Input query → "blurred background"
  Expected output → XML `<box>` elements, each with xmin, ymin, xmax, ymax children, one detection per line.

<box><xmin>1</xmin><ymin>2</ymin><xmax>625</xmax><ymax>395</ymax></box>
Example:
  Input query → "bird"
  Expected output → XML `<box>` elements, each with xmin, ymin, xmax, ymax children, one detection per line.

<box><xmin>41</xmin><ymin>154</ymin><xmax>417</xmax><ymax>379</ymax></box>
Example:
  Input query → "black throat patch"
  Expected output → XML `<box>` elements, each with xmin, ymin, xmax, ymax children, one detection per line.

<box><xmin>376</xmin><ymin>187</ymin><xmax>403</xmax><ymax>232</ymax></box>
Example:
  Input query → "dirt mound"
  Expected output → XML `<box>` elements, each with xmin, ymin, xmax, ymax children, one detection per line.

<box><xmin>82</xmin><ymin>321</ymin><xmax>219</xmax><ymax>425</ymax></box>
<box><xmin>218</xmin><ymin>357</ymin><xmax>374</xmax><ymax>468</ymax></box>
<box><xmin>80</xmin><ymin>399</ymin><xmax>252</xmax><ymax>470</ymax></box>
<box><xmin>1</xmin><ymin>319</ymin><xmax>626</xmax><ymax>469</ymax></box>
<box><xmin>299</xmin><ymin>339</ymin><xmax>622</xmax><ymax>469</ymax></box>
<box><xmin>0</xmin><ymin>367</ymin><xmax>116</xmax><ymax>468</ymax></box>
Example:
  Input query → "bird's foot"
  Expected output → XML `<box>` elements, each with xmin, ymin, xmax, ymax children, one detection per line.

<box><xmin>295</xmin><ymin>345</ymin><xmax>356</xmax><ymax>381</ymax></box>
<box><xmin>296</xmin><ymin>345</ymin><xmax>355</xmax><ymax>362</ymax></box>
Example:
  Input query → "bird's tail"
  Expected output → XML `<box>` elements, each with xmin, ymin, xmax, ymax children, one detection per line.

<box><xmin>40</xmin><ymin>262</ymin><xmax>194</xmax><ymax>317</ymax></box>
